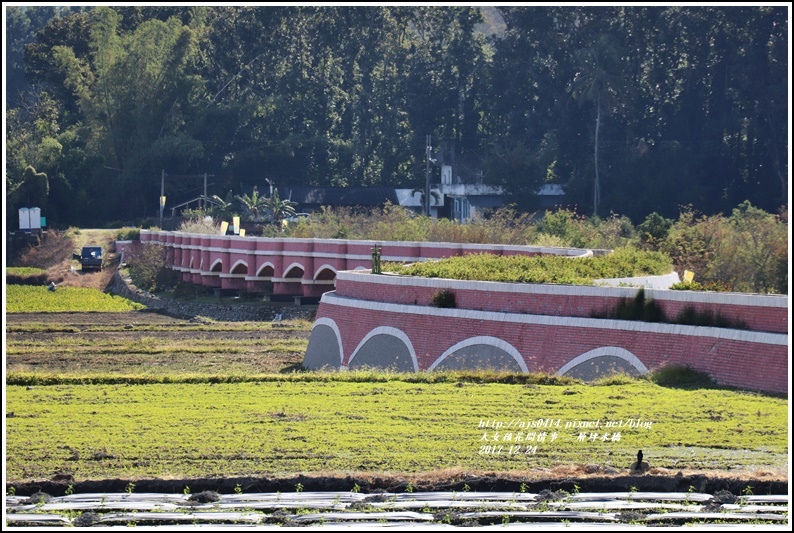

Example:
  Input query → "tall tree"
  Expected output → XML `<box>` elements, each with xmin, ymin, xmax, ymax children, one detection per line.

<box><xmin>569</xmin><ymin>34</ymin><xmax>624</xmax><ymax>217</ymax></box>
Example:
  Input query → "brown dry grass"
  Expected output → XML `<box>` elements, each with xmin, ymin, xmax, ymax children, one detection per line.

<box><xmin>11</xmin><ymin>228</ymin><xmax>121</xmax><ymax>291</ymax></box>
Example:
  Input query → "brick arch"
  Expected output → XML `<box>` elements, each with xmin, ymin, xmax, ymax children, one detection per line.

<box><xmin>429</xmin><ymin>336</ymin><xmax>528</xmax><ymax>373</ymax></box>
<box><xmin>256</xmin><ymin>263</ymin><xmax>275</xmax><ymax>277</ymax></box>
<box><xmin>210</xmin><ymin>258</ymin><xmax>223</xmax><ymax>272</ymax></box>
<box><xmin>283</xmin><ymin>262</ymin><xmax>305</xmax><ymax>279</ymax></box>
<box><xmin>230</xmin><ymin>260</ymin><xmax>248</xmax><ymax>275</ymax></box>
<box><xmin>348</xmin><ymin>326</ymin><xmax>418</xmax><ymax>372</ymax></box>
<box><xmin>314</xmin><ymin>264</ymin><xmax>337</xmax><ymax>281</ymax></box>
<box><xmin>556</xmin><ymin>347</ymin><xmax>648</xmax><ymax>380</ymax></box>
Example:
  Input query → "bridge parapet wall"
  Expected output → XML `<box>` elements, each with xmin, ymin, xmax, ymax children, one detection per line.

<box><xmin>334</xmin><ymin>271</ymin><xmax>788</xmax><ymax>334</ymax></box>
<box><xmin>304</xmin><ymin>270</ymin><xmax>788</xmax><ymax>394</ymax></box>
<box><xmin>139</xmin><ymin>231</ymin><xmax>591</xmax><ymax>298</ymax></box>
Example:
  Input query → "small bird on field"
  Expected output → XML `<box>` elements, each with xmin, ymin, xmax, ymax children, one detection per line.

<box><xmin>629</xmin><ymin>450</ymin><xmax>650</xmax><ymax>474</ymax></box>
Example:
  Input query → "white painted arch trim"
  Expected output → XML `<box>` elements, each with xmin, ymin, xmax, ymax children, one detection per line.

<box><xmin>230</xmin><ymin>259</ymin><xmax>248</xmax><ymax>274</ymax></box>
<box><xmin>312</xmin><ymin>317</ymin><xmax>345</xmax><ymax>368</ymax></box>
<box><xmin>283</xmin><ymin>262</ymin><xmax>305</xmax><ymax>278</ymax></box>
<box><xmin>348</xmin><ymin>326</ymin><xmax>419</xmax><ymax>372</ymax></box>
<box><xmin>256</xmin><ymin>262</ymin><xmax>276</xmax><ymax>277</ymax></box>
<box><xmin>429</xmin><ymin>336</ymin><xmax>528</xmax><ymax>373</ymax></box>
<box><xmin>314</xmin><ymin>264</ymin><xmax>338</xmax><ymax>280</ymax></box>
<box><xmin>209</xmin><ymin>258</ymin><xmax>223</xmax><ymax>272</ymax></box>
<box><xmin>556</xmin><ymin>347</ymin><xmax>648</xmax><ymax>377</ymax></box>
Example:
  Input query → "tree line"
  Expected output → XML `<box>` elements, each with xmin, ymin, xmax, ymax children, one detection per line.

<box><xmin>5</xmin><ymin>5</ymin><xmax>788</xmax><ymax>228</ymax></box>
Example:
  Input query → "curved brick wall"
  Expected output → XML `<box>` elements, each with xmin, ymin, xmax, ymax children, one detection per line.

<box><xmin>305</xmin><ymin>271</ymin><xmax>789</xmax><ymax>394</ymax></box>
<box><xmin>139</xmin><ymin>230</ymin><xmax>594</xmax><ymax>298</ymax></box>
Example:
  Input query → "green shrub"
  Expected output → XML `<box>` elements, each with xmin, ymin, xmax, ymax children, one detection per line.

<box><xmin>115</xmin><ymin>227</ymin><xmax>141</xmax><ymax>241</ymax></box>
<box><xmin>430</xmin><ymin>288</ymin><xmax>456</xmax><ymax>308</ymax></box>
<box><xmin>637</xmin><ymin>212</ymin><xmax>673</xmax><ymax>249</ymax></box>
<box><xmin>532</xmin><ymin>233</ymin><xmax>570</xmax><ymax>248</ymax></box>
<box><xmin>647</xmin><ymin>365</ymin><xmax>716</xmax><ymax>389</ymax></box>
<box><xmin>670</xmin><ymin>280</ymin><xmax>734</xmax><ymax>292</ymax></box>
<box><xmin>670</xmin><ymin>280</ymin><xmax>703</xmax><ymax>291</ymax></box>
<box><xmin>127</xmin><ymin>243</ymin><xmax>175</xmax><ymax>292</ymax></box>
<box><xmin>660</xmin><ymin>203</ymin><xmax>787</xmax><ymax>295</ymax></box>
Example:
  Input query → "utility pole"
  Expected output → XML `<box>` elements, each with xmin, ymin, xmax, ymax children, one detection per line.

<box><xmin>425</xmin><ymin>135</ymin><xmax>432</xmax><ymax>217</ymax></box>
<box><xmin>160</xmin><ymin>169</ymin><xmax>166</xmax><ymax>228</ymax></box>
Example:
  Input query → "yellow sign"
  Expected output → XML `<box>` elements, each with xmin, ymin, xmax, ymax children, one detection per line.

<box><xmin>220</xmin><ymin>221</ymin><xmax>229</xmax><ymax>235</ymax></box>
<box><xmin>233</xmin><ymin>216</ymin><xmax>240</xmax><ymax>235</ymax></box>
<box><xmin>239</xmin><ymin>229</ymin><xmax>246</xmax><ymax>237</ymax></box>
<box><xmin>683</xmin><ymin>270</ymin><xmax>695</xmax><ymax>283</ymax></box>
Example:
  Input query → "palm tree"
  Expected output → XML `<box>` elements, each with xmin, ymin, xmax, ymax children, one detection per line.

<box><xmin>262</xmin><ymin>189</ymin><xmax>298</xmax><ymax>225</ymax></box>
<box><xmin>234</xmin><ymin>186</ymin><xmax>268</xmax><ymax>222</ymax></box>
<box><xmin>208</xmin><ymin>189</ymin><xmax>236</xmax><ymax>220</ymax></box>
<box><xmin>569</xmin><ymin>35</ymin><xmax>624</xmax><ymax>218</ymax></box>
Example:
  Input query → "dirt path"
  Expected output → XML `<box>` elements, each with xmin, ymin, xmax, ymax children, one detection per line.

<box><xmin>41</xmin><ymin>229</ymin><xmax>121</xmax><ymax>290</ymax></box>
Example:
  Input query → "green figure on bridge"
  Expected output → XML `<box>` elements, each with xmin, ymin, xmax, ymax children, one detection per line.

<box><xmin>371</xmin><ymin>246</ymin><xmax>382</xmax><ymax>274</ymax></box>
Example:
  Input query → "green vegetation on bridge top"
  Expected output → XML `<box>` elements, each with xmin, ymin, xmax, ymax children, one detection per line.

<box><xmin>388</xmin><ymin>247</ymin><xmax>672</xmax><ymax>285</ymax></box>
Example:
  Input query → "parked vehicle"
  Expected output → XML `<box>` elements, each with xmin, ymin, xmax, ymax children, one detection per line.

<box><xmin>284</xmin><ymin>213</ymin><xmax>310</xmax><ymax>223</ymax></box>
<box><xmin>73</xmin><ymin>246</ymin><xmax>103</xmax><ymax>272</ymax></box>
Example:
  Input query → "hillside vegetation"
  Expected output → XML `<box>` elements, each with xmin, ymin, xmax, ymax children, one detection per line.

<box><xmin>7</xmin><ymin>6</ymin><xmax>786</xmax><ymax>228</ymax></box>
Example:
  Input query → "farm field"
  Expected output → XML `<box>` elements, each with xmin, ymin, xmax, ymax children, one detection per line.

<box><xmin>4</xmin><ymin>310</ymin><xmax>788</xmax><ymax>495</ymax></box>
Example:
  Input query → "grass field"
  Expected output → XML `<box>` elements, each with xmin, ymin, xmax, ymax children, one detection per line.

<box><xmin>5</xmin><ymin>267</ymin><xmax>47</xmax><ymax>276</ymax></box>
<box><xmin>5</xmin><ymin>378</ymin><xmax>787</xmax><ymax>481</ymax></box>
<box><xmin>4</xmin><ymin>311</ymin><xmax>788</xmax><ymax>485</ymax></box>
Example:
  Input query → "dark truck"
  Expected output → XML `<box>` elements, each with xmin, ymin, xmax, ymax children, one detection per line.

<box><xmin>73</xmin><ymin>246</ymin><xmax>103</xmax><ymax>272</ymax></box>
